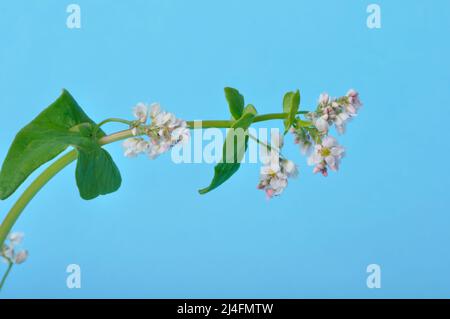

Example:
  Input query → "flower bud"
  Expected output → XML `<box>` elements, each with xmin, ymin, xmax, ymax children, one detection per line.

<box><xmin>14</xmin><ymin>250</ymin><xmax>28</xmax><ymax>264</ymax></box>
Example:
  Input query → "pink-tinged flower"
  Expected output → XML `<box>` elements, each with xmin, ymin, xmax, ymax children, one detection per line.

<box><xmin>307</xmin><ymin>136</ymin><xmax>345</xmax><ymax>176</ymax></box>
<box><xmin>258</xmin><ymin>132</ymin><xmax>298</xmax><ymax>199</ymax></box>
<box><xmin>314</xmin><ymin>116</ymin><xmax>329</xmax><ymax>134</ymax></box>
<box><xmin>122</xmin><ymin>138</ymin><xmax>150</xmax><ymax>158</ymax></box>
<box><xmin>334</xmin><ymin>111</ymin><xmax>350</xmax><ymax>134</ymax></box>
<box><xmin>347</xmin><ymin>89</ymin><xmax>362</xmax><ymax>111</ymax></box>
<box><xmin>171</xmin><ymin>122</ymin><xmax>190</xmax><ymax>145</ymax></box>
<box><xmin>8</xmin><ymin>232</ymin><xmax>24</xmax><ymax>246</ymax></box>
<box><xmin>150</xmin><ymin>103</ymin><xmax>161</xmax><ymax>118</ymax></box>
<box><xmin>1</xmin><ymin>232</ymin><xmax>29</xmax><ymax>265</ymax></box>
<box><xmin>318</xmin><ymin>93</ymin><xmax>330</xmax><ymax>106</ymax></box>
<box><xmin>147</xmin><ymin>141</ymin><xmax>171</xmax><ymax>160</ymax></box>
<box><xmin>13</xmin><ymin>250</ymin><xmax>28</xmax><ymax>264</ymax></box>
<box><xmin>133</xmin><ymin>103</ymin><xmax>148</xmax><ymax>123</ymax></box>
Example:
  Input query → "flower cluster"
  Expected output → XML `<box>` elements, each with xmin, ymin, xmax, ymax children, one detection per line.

<box><xmin>1</xmin><ymin>232</ymin><xmax>28</xmax><ymax>265</ymax></box>
<box><xmin>308</xmin><ymin>89</ymin><xmax>362</xmax><ymax>135</ymax></box>
<box><xmin>123</xmin><ymin>103</ymin><xmax>190</xmax><ymax>159</ymax></box>
<box><xmin>291</xmin><ymin>89</ymin><xmax>362</xmax><ymax>178</ymax></box>
<box><xmin>257</xmin><ymin>132</ymin><xmax>298</xmax><ymax>199</ymax></box>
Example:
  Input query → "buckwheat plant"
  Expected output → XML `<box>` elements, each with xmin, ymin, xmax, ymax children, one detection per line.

<box><xmin>0</xmin><ymin>87</ymin><xmax>362</xmax><ymax>289</ymax></box>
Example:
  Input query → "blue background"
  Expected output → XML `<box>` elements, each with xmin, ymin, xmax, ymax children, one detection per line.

<box><xmin>1</xmin><ymin>0</ymin><xmax>449</xmax><ymax>298</ymax></box>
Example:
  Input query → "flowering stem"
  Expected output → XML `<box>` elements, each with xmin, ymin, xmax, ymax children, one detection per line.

<box><xmin>0</xmin><ymin>262</ymin><xmax>13</xmax><ymax>291</ymax></box>
<box><xmin>0</xmin><ymin>111</ymin><xmax>308</xmax><ymax>249</ymax></box>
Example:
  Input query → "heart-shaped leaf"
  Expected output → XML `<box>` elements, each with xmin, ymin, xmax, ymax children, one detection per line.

<box><xmin>0</xmin><ymin>90</ymin><xmax>105</xmax><ymax>200</ymax></box>
<box><xmin>199</xmin><ymin>104</ymin><xmax>257</xmax><ymax>194</ymax></box>
<box><xmin>0</xmin><ymin>89</ymin><xmax>122</xmax><ymax>201</ymax></box>
<box><xmin>76</xmin><ymin>147</ymin><xmax>122</xmax><ymax>200</ymax></box>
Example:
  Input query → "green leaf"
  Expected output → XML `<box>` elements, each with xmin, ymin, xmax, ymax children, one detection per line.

<box><xmin>199</xmin><ymin>105</ymin><xmax>257</xmax><ymax>194</ymax></box>
<box><xmin>224</xmin><ymin>87</ymin><xmax>245</xmax><ymax>120</ymax></box>
<box><xmin>0</xmin><ymin>89</ymin><xmax>122</xmax><ymax>201</ymax></box>
<box><xmin>283</xmin><ymin>90</ymin><xmax>301</xmax><ymax>133</ymax></box>
<box><xmin>0</xmin><ymin>89</ymin><xmax>105</xmax><ymax>200</ymax></box>
<box><xmin>76</xmin><ymin>147</ymin><xmax>122</xmax><ymax>200</ymax></box>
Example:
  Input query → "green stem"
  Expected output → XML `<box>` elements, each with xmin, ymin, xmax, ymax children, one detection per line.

<box><xmin>0</xmin><ymin>262</ymin><xmax>13</xmax><ymax>291</ymax></box>
<box><xmin>253</xmin><ymin>113</ymin><xmax>287</xmax><ymax>123</ymax></box>
<box><xmin>97</xmin><ymin>118</ymin><xmax>134</xmax><ymax>127</ymax></box>
<box><xmin>185</xmin><ymin>112</ymin><xmax>308</xmax><ymax>128</ymax></box>
<box><xmin>248</xmin><ymin>133</ymin><xmax>274</xmax><ymax>152</ymax></box>
<box><xmin>93</xmin><ymin>118</ymin><xmax>134</xmax><ymax>139</ymax></box>
<box><xmin>248</xmin><ymin>133</ymin><xmax>291</xmax><ymax>160</ymax></box>
<box><xmin>0</xmin><ymin>111</ymin><xmax>308</xmax><ymax>249</ymax></box>
<box><xmin>186</xmin><ymin>120</ymin><xmax>232</xmax><ymax>128</ymax></box>
<box><xmin>0</xmin><ymin>129</ymin><xmax>135</xmax><ymax>248</ymax></box>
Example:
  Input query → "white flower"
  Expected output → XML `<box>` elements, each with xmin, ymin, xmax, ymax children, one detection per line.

<box><xmin>147</xmin><ymin>141</ymin><xmax>171</xmax><ymax>159</ymax></box>
<box><xmin>281</xmin><ymin>159</ymin><xmax>298</xmax><ymax>177</ymax></box>
<box><xmin>154</xmin><ymin>111</ymin><xmax>174</xmax><ymax>128</ymax></box>
<box><xmin>150</xmin><ymin>103</ymin><xmax>161</xmax><ymax>118</ymax></box>
<box><xmin>133</xmin><ymin>103</ymin><xmax>148</xmax><ymax>123</ymax></box>
<box><xmin>258</xmin><ymin>158</ymin><xmax>298</xmax><ymax>199</ymax></box>
<box><xmin>258</xmin><ymin>133</ymin><xmax>298</xmax><ymax>199</ymax></box>
<box><xmin>1</xmin><ymin>232</ymin><xmax>28</xmax><ymax>265</ymax></box>
<box><xmin>318</xmin><ymin>93</ymin><xmax>330</xmax><ymax>106</ymax></box>
<box><xmin>171</xmin><ymin>124</ymin><xmax>190</xmax><ymax>145</ymax></box>
<box><xmin>307</xmin><ymin>136</ymin><xmax>345</xmax><ymax>176</ymax></box>
<box><xmin>13</xmin><ymin>250</ymin><xmax>28</xmax><ymax>264</ymax></box>
<box><xmin>258</xmin><ymin>166</ymin><xmax>287</xmax><ymax>199</ymax></box>
<box><xmin>314</xmin><ymin>116</ymin><xmax>329</xmax><ymax>134</ymax></box>
<box><xmin>347</xmin><ymin>89</ymin><xmax>362</xmax><ymax>111</ymax></box>
<box><xmin>122</xmin><ymin>138</ymin><xmax>149</xmax><ymax>158</ymax></box>
<box><xmin>8</xmin><ymin>232</ymin><xmax>24</xmax><ymax>246</ymax></box>
<box><xmin>334</xmin><ymin>112</ymin><xmax>350</xmax><ymax>134</ymax></box>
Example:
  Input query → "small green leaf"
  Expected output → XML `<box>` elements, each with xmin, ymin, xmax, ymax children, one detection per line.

<box><xmin>199</xmin><ymin>105</ymin><xmax>257</xmax><ymax>194</ymax></box>
<box><xmin>224</xmin><ymin>87</ymin><xmax>245</xmax><ymax>120</ymax></box>
<box><xmin>0</xmin><ymin>90</ymin><xmax>104</xmax><ymax>200</ymax></box>
<box><xmin>283</xmin><ymin>90</ymin><xmax>300</xmax><ymax>133</ymax></box>
<box><xmin>244</xmin><ymin>104</ymin><xmax>257</xmax><ymax>116</ymax></box>
<box><xmin>76</xmin><ymin>147</ymin><xmax>122</xmax><ymax>200</ymax></box>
